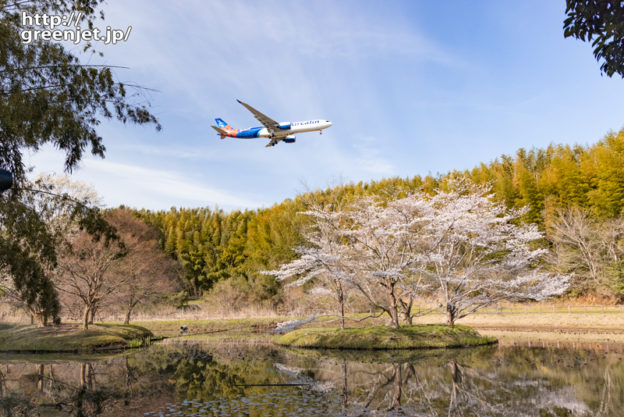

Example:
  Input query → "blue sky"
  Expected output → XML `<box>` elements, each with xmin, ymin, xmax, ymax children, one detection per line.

<box><xmin>28</xmin><ymin>0</ymin><xmax>624</xmax><ymax>210</ymax></box>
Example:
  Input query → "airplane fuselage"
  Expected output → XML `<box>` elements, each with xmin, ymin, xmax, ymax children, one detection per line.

<box><xmin>226</xmin><ymin>119</ymin><xmax>332</xmax><ymax>139</ymax></box>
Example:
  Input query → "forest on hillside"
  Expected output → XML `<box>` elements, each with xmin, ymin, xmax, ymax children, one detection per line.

<box><xmin>138</xmin><ymin>128</ymin><xmax>624</xmax><ymax>307</ymax></box>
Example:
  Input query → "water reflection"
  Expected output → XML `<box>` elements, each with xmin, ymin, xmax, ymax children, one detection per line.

<box><xmin>0</xmin><ymin>342</ymin><xmax>621</xmax><ymax>416</ymax></box>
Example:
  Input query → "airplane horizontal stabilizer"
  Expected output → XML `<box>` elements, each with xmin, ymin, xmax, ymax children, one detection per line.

<box><xmin>211</xmin><ymin>125</ymin><xmax>227</xmax><ymax>139</ymax></box>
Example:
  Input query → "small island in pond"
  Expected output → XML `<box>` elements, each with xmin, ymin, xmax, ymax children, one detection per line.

<box><xmin>275</xmin><ymin>324</ymin><xmax>496</xmax><ymax>350</ymax></box>
<box><xmin>0</xmin><ymin>323</ymin><xmax>153</xmax><ymax>353</ymax></box>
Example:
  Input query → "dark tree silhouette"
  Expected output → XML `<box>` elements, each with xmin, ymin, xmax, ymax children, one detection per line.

<box><xmin>564</xmin><ymin>0</ymin><xmax>624</xmax><ymax>78</ymax></box>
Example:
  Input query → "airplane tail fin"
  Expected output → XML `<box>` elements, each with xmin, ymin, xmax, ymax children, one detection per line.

<box><xmin>214</xmin><ymin>118</ymin><xmax>238</xmax><ymax>138</ymax></box>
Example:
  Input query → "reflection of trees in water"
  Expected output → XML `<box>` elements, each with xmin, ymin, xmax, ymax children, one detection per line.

<box><xmin>0</xmin><ymin>361</ymin><xmax>116</xmax><ymax>416</ymax></box>
<box><xmin>0</xmin><ymin>345</ymin><xmax>621</xmax><ymax>416</ymax></box>
<box><xmin>0</xmin><ymin>345</ymin><xmax>266</xmax><ymax>416</ymax></box>
<box><xmin>281</xmin><ymin>347</ymin><xmax>623</xmax><ymax>417</ymax></box>
<box><xmin>0</xmin><ymin>355</ymin><xmax>169</xmax><ymax>416</ymax></box>
<box><xmin>174</xmin><ymin>351</ymin><xmax>244</xmax><ymax>400</ymax></box>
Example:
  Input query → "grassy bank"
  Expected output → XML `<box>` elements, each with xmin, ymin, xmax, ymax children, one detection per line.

<box><xmin>0</xmin><ymin>323</ymin><xmax>153</xmax><ymax>353</ymax></box>
<box><xmin>275</xmin><ymin>324</ymin><xmax>496</xmax><ymax>349</ymax></box>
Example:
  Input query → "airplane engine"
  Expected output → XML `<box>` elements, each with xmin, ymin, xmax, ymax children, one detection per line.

<box><xmin>283</xmin><ymin>136</ymin><xmax>296</xmax><ymax>143</ymax></box>
<box><xmin>279</xmin><ymin>122</ymin><xmax>291</xmax><ymax>130</ymax></box>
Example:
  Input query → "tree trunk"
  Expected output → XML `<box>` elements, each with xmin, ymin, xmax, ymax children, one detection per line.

<box><xmin>401</xmin><ymin>296</ymin><xmax>414</xmax><ymax>325</ymax></box>
<box><xmin>82</xmin><ymin>306</ymin><xmax>90</xmax><ymax>330</ymax></box>
<box><xmin>36</xmin><ymin>364</ymin><xmax>44</xmax><ymax>393</ymax></box>
<box><xmin>388</xmin><ymin>283</ymin><xmax>400</xmax><ymax>329</ymax></box>
<box><xmin>446</xmin><ymin>304</ymin><xmax>457</xmax><ymax>326</ymax></box>
<box><xmin>338</xmin><ymin>286</ymin><xmax>345</xmax><ymax>330</ymax></box>
<box><xmin>80</xmin><ymin>363</ymin><xmax>87</xmax><ymax>387</ymax></box>
<box><xmin>88</xmin><ymin>306</ymin><xmax>96</xmax><ymax>324</ymax></box>
<box><xmin>341</xmin><ymin>360</ymin><xmax>348</xmax><ymax>412</ymax></box>
<box><xmin>390</xmin><ymin>363</ymin><xmax>402</xmax><ymax>410</ymax></box>
<box><xmin>32</xmin><ymin>310</ymin><xmax>48</xmax><ymax>327</ymax></box>
<box><xmin>124</xmin><ymin>304</ymin><xmax>134</xmax><ymax>325</ymax></box>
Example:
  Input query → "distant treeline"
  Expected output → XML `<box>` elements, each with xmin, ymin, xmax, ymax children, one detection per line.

<box><xmin>138</xmin><ymin>128</ymin><xmax>624</xmax><ymax>300</ymax></box>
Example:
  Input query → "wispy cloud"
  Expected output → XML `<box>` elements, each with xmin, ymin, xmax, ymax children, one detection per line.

<box><xmin>82</xmin><ymin>159</ymin><xmax>265</xmax><ymax>209</ymax></box>
<box><xmin>26</xmin><ymin>146</ymin><xmax>266</xmax><ymax>210</ymax></box>
<box><xmin>102</xmin><ymin>0</ymin><xmax>463</xmax><ymax>118</ymax></box>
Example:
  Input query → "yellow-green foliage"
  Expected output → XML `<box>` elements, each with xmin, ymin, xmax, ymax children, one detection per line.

<box><xmin>0</xmin><ymin>323</ymin><xmax>153</xmax><ymax>352</ymax></box>
<box><xmin>275</xmin><ymin>324</ymin><xmax>496</xmax><ymax>350</ymax></box>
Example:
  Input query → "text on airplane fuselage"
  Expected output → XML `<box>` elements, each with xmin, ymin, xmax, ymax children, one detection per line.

<box><xmin>292</xmin><ymin>120</ymin><xmax>320</xmax><ymax>126</ymax></box>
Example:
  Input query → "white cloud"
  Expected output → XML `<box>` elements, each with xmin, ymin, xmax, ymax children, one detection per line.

<box><xmin>25</xmin><ymin>146</ymin><xmax>265</xmax><ymax>210</ymax></box>
<box><xmin>82</xmin><ymin>159</ymin><xmax>265</xmax><ymax>209</ymax></box>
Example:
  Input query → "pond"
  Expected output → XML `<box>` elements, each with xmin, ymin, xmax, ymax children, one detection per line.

<box><xmin>0</xmin><ymin>339</ymin><xmax>622</xmax><ymax>416</ymax></box>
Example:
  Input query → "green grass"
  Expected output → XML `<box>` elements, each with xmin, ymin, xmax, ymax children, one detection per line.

<box><xmin>275</xmin><ymin>324</ymin><xmax>497</xmax><ymax>350</ymax></box>
<box><xmin>0</xmin><ymin>323</ymin><xmax>153</xmax><ymax>353</ymax></box>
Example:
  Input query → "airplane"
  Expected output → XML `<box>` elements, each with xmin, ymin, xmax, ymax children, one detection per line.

<box><xmin>211</xmin><ymin>99</ymin><xmax>332</xmax><ymax>147</ymax></box>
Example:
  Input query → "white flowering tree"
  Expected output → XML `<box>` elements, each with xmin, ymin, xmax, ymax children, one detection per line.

<box><xmin>408</xmin><ymin>182</ymin><xmax>569</xmax><ymax>326</ymax></box>
<box><xmin>264</xmin><ymin>203</ymin><xmax>353</xmax><ymax>329</ymax></box>
<box><xmin>269</xmin><ymin>180</ymin><xmax>568</xmax><ymax>330</ymax></box>
<box><xmin>337</xmin><ymin>197</ymin><xmax>426</xmax><ymax>329</ymax></box>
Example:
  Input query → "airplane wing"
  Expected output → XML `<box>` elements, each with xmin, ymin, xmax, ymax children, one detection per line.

<box><xmin>237</xmin><ymin>99</ymin><xmax>279</xmax><ymax>133</ymax></box>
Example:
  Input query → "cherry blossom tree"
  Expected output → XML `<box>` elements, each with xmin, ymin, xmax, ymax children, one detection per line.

<box><xmin>336</xmin><ymin>197</ymin><xmax>424</xmax><ymax>329</ymax></box>
<box><xmin>409</xmin><ymin>182</ymin><xmax>569</xmax><ymax>326</ymax></box>
<box><xmin>270</xmin><ymin>180</ymin><xmax>568</xmax><ymax>330</ymax></box>
<box><xmin>265</xmin><ymin>203</ymin><xmax>353</xmax><ymax>329</ymax></box>
<box><xmin>268</xmin><ymin>197</ymin><xmax>426</xmax><ymax>329</ymax></box>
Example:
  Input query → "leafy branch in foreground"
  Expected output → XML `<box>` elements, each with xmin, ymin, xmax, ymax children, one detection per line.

<box><xmin>564</xmin><ymin>0</ymin><xmax>624</xmax><ymax>78</ymax></box>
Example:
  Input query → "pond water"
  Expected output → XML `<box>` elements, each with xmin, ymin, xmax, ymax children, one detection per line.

<box><xmin>0</xmin><ymin>340</ymin><xmax>622</xmax><ymax>416</ymax></box>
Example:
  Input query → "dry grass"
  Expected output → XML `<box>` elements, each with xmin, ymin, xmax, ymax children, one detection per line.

<box><xmin>127</xmin><ymin>304</ymin><xmax>281</xmax><ymax>322</ymax></box>
<box><xmin>405</xmin><ymin>310</ymin><xmax>624</xmax><ymax>345</ymax></box>
<box><xmin>409</xmin><ymin>311</ymin><xmax>624</xmax><ymax>330</ymax></box>
<box><xmin>483</xmin><ymin>329</ymin><xmax>624</xmax><ymax>345</ymax></box>
<box><xmin>0</xmin><ymin>300</ymin><xmax>283</xmax><ymax>324</ymax></box>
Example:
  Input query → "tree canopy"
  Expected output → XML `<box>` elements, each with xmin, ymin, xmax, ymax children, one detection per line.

<box><xmin>564</xmin><ymin>0</ymin><xmax>624</xmax><ymax>78</ymax></box>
